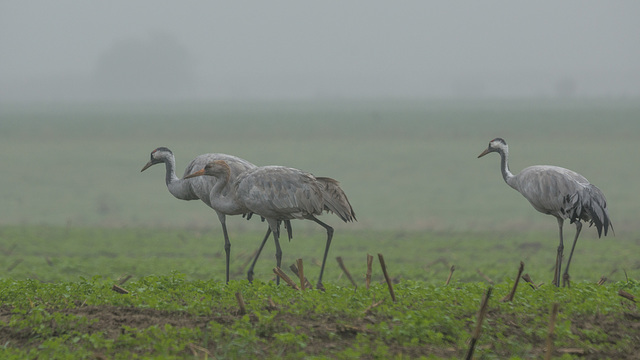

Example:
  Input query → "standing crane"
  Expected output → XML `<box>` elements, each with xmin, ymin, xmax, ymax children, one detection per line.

<box><xmin>140</xmin><ymin>147</ymin><xmax>291</xmax><ymax>283</ymax></box>
<box><xmin>185</xmin><ymin>160</ymin><xmax>356</xmax><ymax>290</ymax></box>
<box><xmin>477</xmin><ymin>138</ymin><xmax>612</xmax><ymax>287</ymax></box>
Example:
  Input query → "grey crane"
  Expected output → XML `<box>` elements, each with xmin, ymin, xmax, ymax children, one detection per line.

<box><xmin>185</xmin><ymin>160</ymin><xmax>356</xmax><ymax>289</ymax></box>
<box><xmin>140</xmin><ymin>147</ymin><xmax>291</xmax><ymax>283</ymax></box>
<box><xmin>478</xmin><ymin>138</ymin><xmax>613</xmax><ymax>287</ymax></box>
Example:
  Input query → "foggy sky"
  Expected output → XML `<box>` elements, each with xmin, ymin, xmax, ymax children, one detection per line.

<box><xmin>2</xmin><ymin>1</ymin><xmax>639</xmax><ymax>101</ymax></box>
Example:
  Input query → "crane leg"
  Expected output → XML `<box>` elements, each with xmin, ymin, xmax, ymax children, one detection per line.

<box><xmin>218</xmin><ymin>214</ymin><xmax>231</xmax><ymax>284</ymax></box>
<box><xmin>247</xmin><ymin>227</ymin><xmax>272</xmax><ymax>283</ymax></box>
<box><xmin>553</xmin><ymin>217</ymin><xmax>565</xmax><ymax>287</ymax></box>
<box><xmin>309</xmin><ymin>216</ymin><xmax>334</xmax><ymax>291</ymax></box>
<box><xmin>266</xmin><ymin>219</ymin><xmax>283</xmax><ymax>285</ymax></box>
<box><xmin>562</xmin><ymin>221</ymin><xmax>582</xmax><ymax>288</ymax></box>
<box><xmin>273</xmin><ymin>229</ymin><xmax>283</xmax><ymax>286</ymax></box>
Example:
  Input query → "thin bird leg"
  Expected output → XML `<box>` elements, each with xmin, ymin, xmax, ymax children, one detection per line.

<box><xmin>273</xmin><ymin>223</ymin><xmax>283</xmax><ymax>286</ymax></box>
<box><xmin>216</xmin><ymin>213</ymin><xmax>232</xmax><ymax>284</ymax></box>
<box><xmin>309</xmin><ymin>216</ymin><xmax>334</xmax><ymax>290</ymax></box>
<box><xmin>562</xmin><ymin>221</ymin><xmax>582</xmax><ymax>287</ymax></box>
<box><xmin>247</xmin><ymin>227</ymin><xmax>272</xmax><ymax>283</ymax></box>
<box><xmin>554</xmin><ymin>217</ymin><xmax>564</xmax><ymax>287</ymax></box>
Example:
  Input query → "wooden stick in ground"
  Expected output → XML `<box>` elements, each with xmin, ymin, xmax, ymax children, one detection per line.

<box><xmin>501</xmin><ymin>261</ymin><xmax>525</xmax><ymax>302</ymax></box>
<box><xmin>235</xmin><ymin>292</ymin><xmax>246</xmax><ymax>315</ymax></box>
<box><xmin>366</xmin><ymin>254</ymin><xmax>373</xmax><ymax>290</ymax></box>
<box><xmin>545</xmin><ymin>303</ymin><xmax>560</xmax><ymax>360</ymax></box>
<box><xmin>476</xmin><ymin>268</ymin><xmax>494</xmax><ymax>284</ymax></box>
<box><xmin>522</xmin><ymin>273</ymin><xmax>537</xmax><ymax>290</ymax></box>
<box><xmin>363</xmin><ymin>299</ymin><xmax>384</xmax><ymax>315</ymax></box>
<box><xmin>118</xmin><ymin>274</ymin><xmax>133</xmax><ymax>285</ymax></box>
<box><xmin>618</xmin><ymin>289</ymin><xmax>636</xmax><ymax>303</ymax></box>
<box><xmin>465</xmin><ymin>286</ymin><xmax>493</xmax><ymax>360</ymax></box>
<box><xmin>377</xmin><ymin>253</ymin><xmax>396</xmax><ymax>302</ymax></box>
<box><xmin>111</xmin><ymin>284</ymin><xmax>129</xmax><ymax>294</ymax></box>
<box><xmin>289</xmin><ymin>264</ymin><xmax>313</xmax><ymax>289</ymax></box>
<box><xmin>296</xmin><ymin>258</ymin><xmax>305</xmax><ymax>290</ymax></box>
<box><xmin>273</xmin><ymin>267</ymin><xmax>300</xmax><ymax>290</ymax></box>
<box><xmin>445</xmin><ymin>265</ymin><xmax>455</xmax><ymax>286</ymax></box>
<box><xmin>267</xmin><ymin>296</ymin><xmax>278</xmax><ymax>310</ymax></box>
<box><xmin>187</xmin><ymin>343</ymin><xmax>212</xmax><ymax>359</ymax></box>
<box><xmin>336</xmin><ymin>256</ymin><xmax>357</xmax><ymax>290</ymax></box>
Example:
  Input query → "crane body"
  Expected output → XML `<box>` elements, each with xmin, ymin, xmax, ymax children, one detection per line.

<box><xmin>478</xmin><ymin>138</ymin><xmax>612</xmax><ymax>287</ymax></box>
<box><xmin>186</xmin><ymin>161</ymin><xmax>356</xmax><ymax>290</ymax></box>
<box><xmin>141</xmin><ymin>147</ymin><xmax>290</xmax><ymax>283</ymax></box>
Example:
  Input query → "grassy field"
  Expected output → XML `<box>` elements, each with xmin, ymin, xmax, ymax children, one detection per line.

<box><xmin>0</xmin><ymin>225</ymin><xmax>637</xmax><ymax>285</ymax></box>
<box><xmin>1</xmin><ymin>100</ymin><xmax>639</xmax><ymax>233</ymax></box>
<box><xmin>1</xmin><ymin>100</ymin><xmax>639</xmax><ymax>358</ymax></box>
<box><xmin>0</xmin><ymin>225</ymin><xmax>639</xmax><ymax>359</ymax></box>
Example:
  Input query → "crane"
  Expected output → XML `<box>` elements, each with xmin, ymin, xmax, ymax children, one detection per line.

<box><xmin>185</xmin><ymin>160</ymin><xmax>356</xmax><ymax>290</ymax></box>
<box><xmin>478</xmin><ymin>138</ymin><xmax>613</xmax><ymax>287</ymax></box>
<box><xmin>140</xmin><ymin>147</ymin><xmax>291</xmax><ymax>283</ymax></box>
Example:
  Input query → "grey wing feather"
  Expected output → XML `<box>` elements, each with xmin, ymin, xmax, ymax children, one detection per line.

<box><xmin>515</xmin><ymin>166</ymin><xmax>585</xmax><ymax>215</ymax></box>
<box><xmin>515</xmin><ymin>166</ymin><xmax>612</xmax><ymax>237</ymax></box>
<box><xmin>315</xmin><ymin>177</ymin><xmax>356</xmax><ymax>222</ymax></box>
<box><xmin>236</xmin><ymin>167</ymin><xmax>324</xmax><ymax>219</ymax></box>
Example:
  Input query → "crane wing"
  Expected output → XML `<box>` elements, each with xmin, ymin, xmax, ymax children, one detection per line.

<box><xmin>515</xmin><ymin>166</ymin><xmax>612</xmax><ymax>237</ymax></box>
<box><xmin>315</xmin><ymin>177</ymin><xmax>356</xmax><ymax>222</ymax></box>
<box><xmin>235</xmin><ymin>166</ymin><xmax>325</xmax><ymax>220</ymax></box>
<box><xmin>515</xmin><ymin>166</ymin><xmax>588</xmax><ymax>216</ymax></box>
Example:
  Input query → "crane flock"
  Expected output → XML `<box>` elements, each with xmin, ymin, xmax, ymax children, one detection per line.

<box><xmin>140</xmin><ymin>147</ymin><xmax>293</xmax><ymax>284</ymax></box>
<box><xmin>142</xmin><ymin>137</ymin><xmax>613</xmax><ymax>288</ymax></box>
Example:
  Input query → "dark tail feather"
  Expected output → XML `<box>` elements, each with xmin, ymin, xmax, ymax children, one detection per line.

<box><xmin>570</xmin><ymin>185</ymin><xmax>613</xmax><ymax>237</ymax></box>
<box><xmin>284</xmin><ymin>220</ymin><xmax>293</xmax><ymax>241</ymax></box>
<box><xmin>315</xmin><ymin>177</ymin><xmax>357</xmax><ymax>223</ymax></box>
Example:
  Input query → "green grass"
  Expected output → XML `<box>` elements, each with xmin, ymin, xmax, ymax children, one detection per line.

<box><xmin>1</xmin><ymin>273</ymin><xmax>638</xmax><ymax>359</ymax></box>
<box><xmin>1</xmin><ymin>100</ymin><xmax>639</xmax><ymax>358</ymax></box>
<box><xmin>0</xmin><ymin>222</ymin><xmax>638</xmax><ymax>358</ymax></box>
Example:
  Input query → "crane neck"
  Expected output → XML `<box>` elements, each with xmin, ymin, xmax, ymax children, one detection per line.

<box><xmin>163</xmin><ymin>156</ymin><xmax>194</xmax><ymax>200</ymax></box>
<box><xmin>210</xmin><ymin>170</ymin><xmax>230</xmax><ymax>196</ymax></box>
<box><xmin>497</xmin><ymin>148</ymin><xmax>517</xmax><ymax>189</ymax></box>
<box><xmin>208</xmin><ymin>167</ymin><xmax>245</xmax><ymax>215</ymax></box>
<box><xmin>163</xmin><ymin>156</ymin><xmax>180</xmax><ymax>186</ymax></box>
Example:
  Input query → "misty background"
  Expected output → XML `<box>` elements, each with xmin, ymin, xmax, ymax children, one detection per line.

<box><xmin>2</xmin><ymin>1</ymin><xmax>640</xmax><ymax>102</ymax></box>
<box><xmin>1</xmin><ymin>1</ymin><xmax>639</xmax><ymax>234</ymax></box>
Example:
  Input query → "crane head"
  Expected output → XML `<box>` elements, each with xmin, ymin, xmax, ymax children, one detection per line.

<box><xmin>141</xmin><ymin>147</ymin><xmax>173</xmax><ymax>172</ymax></box>
<box><xmin>184</xmin><ymin>160</ymin><xmax>231</xmax><ymax>182</ymax></box>
<box><xmin>184</xmin><ymin>168</ymin><xmax>205</xmax><ymax>179</ymax></box>
<box><xmin>478</xmin><ymin>138</ymin><xmax>507</xmax><ymax>158</ymax></box>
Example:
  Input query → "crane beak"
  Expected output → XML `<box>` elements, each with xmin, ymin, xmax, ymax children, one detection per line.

<box><xmin>477</xmin><ymin>148</ymin><xmax>491</xmax><ymax>158</ymax></box>
<box><xmin>140</xmin><ymin>161</ymin><xmax>154</xmax><ymax>172</ymax></box>
<box><xmin>184</xmin><ymin>169</ymin><xmax>205</xmax><ymax>179</ymax></box>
